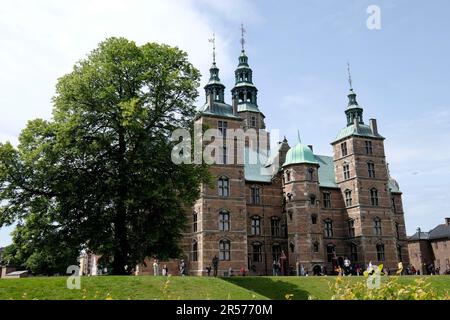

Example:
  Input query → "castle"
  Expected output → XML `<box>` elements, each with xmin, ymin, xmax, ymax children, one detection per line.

<box><xmin>170</xmin><ymin>34</ymin><xmax>410</xmax><ymax>276</ymax></box>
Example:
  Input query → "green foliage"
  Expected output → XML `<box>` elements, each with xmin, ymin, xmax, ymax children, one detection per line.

<box><xmin>331</xmin><ymin>267</ymin><xmax>450</xmax><ymax>300</ymax></box>
<box><xmin>0</xmin><ymin>37</ymin><xmax>210</xmax><ymax>275</ymax></box>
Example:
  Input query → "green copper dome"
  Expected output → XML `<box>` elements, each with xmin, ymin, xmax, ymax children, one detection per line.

<box><xmin>283</xmin><ymin>142</ymin><xmax>318</xmax><ymax>167</ymax></box>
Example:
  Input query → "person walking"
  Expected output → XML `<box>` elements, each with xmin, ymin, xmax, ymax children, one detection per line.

<box><xmin>212</xmin><ymin>255</ymin><xmax>219</xmax><ymax>277</ymax></box>
<box><xmin>152</xmin><ymin>259</ymin><xmax>159</xmax><ymax>276</ymax></box>
<box><xmin>179</xmin><ymin>259</ymin><xmax>187</xmax><ymax>276</ymax></box>
<box><xmin>343</xmin><ymin>257</ymin><xmax>351</xmax><ymax>276</ymax></box>
<box><xmin>162</xmin><ymin>264</ymin><xmax>168</xmax><ymax>276</ymax></box>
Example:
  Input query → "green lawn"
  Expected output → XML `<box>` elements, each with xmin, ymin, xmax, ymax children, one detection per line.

<box><xmin>0</xmin><ymin>275</ymin><xmax>449</xmax><ymax>300</ymax></box>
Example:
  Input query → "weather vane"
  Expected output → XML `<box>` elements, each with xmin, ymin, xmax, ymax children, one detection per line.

<box><xmin>347</xmin><ymin>62</ymin><xmax>353</xmax><ymax>90</ymax></box>
<box><xmin>240</xmin><ymin>23</ymin><xmax>246</xmax><ymax>51</ymax></box>
<box><xmin>208</xmin><ymin>33</ymin><xmax>216</xmax><ymax>63</ymax></box>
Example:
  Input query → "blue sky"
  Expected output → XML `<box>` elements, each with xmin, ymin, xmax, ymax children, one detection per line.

<box><xmin>1</xmin><ymin>0</ymin><xmax>450</xmax><ymax>246</ymax></box>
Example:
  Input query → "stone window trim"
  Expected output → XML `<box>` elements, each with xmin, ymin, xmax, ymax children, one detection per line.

<box><xmin>326</xmin><ymin>243</ymin><xmax>336</xmax><ymax>263</ymax></box>
<box><xmin>217</xmin><ymin>175</ymin><xmax>230</xmax><ymax>198</ymax></box>
<box><xmin>218</xmin><ymin>209</ymin><xmax>230</xmax><ymax>231</ymax></box>
<box><xmin>219</xmin><ymin>238</ymin><xmax>231</xmax><ymax>261</ymax></box>
<box><xmin>370</xmin><ymin>188</ymin><xmax>379</xmax><ymax>206</ymax></box>
<box><xmin>313</xmin><ymin>241</ymin><xmax>320</xmax><ymax>253</ymax></box>
<box><xmin>345</xmin><ymin>189</ymin><xmax>352</xmax><ymax>207</ymax></box>
<box><xmin>192</xmin><ymin>212</ymin><xmax>198</xmax><ymax>233</ymax></box>
<box><xmin>367</xmin><ymin>161</ymin><xmax>376</xmax><ymax>178</ymax></box>
<box><xmin>271</xmin><ymin>216</ymin><xmax>281</xmax><ymax>237</ymax></box>
<box><xmin>324</xmin><ymin>218</ymin><xmax>334</xmax><ymax>238</ymax></box>
<box><xmin>348</xmin><ymin>218</ymin><xmax>356</xmax><ymax>237</ymax></box>
<box><xmin>323</xmin><ymin>191</ymin><xmax>331</xmax><ymax>208</ymax></box>
<box><xmin>350</xmin><ymin>242</ymin><xmax>358</xmax><ymax>262</ymax></box>
<box><xmin>343</xmin><ymin>163</ymin><xmax>351</xmax><ymax>180</ymax></box>
<box><xmin>192</xmin><ymin>239</ymin><xmax>198</xmax><ymax>262</ymax></box>
<box><xmin>251</xmin><ymin>242</ymin><xmax>262</xmax><ymax>262</ymax></box>
<box><xmin>251</xmin><ymin>215</ymin><xmax>262</xmax><ymax>236</ymax></box>
<box><xmin>250</xmin><ymin>185</ymin><xmax>262</xmax><ymax>205</ymax></box>
<box><xmin>373</xmin><ymin>217</ymin><xmax>382</xmax><ymax>236</ymax></box>
<box><xmin>376</xmin><ymin>243</ymin><xmax>385</xmax><ymax>261</ymax></box>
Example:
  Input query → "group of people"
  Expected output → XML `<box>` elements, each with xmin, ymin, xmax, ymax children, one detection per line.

<box><xmin>151</xmin><ymin>258</ymin><xmax>187</xmax><ymax>276</ymax></box>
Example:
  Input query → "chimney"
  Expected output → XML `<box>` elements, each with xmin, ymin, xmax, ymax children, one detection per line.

<box><xmin>370</xmin><ymin>118</ymin><xmax>378</xmax><ymax>135</ymax></box>
<box><xmin>445</xmin><ymin>218</ymin><xmax>450</xmax><ymax>226</ymax></box>
<box><xmin>232</xmin><ymin>96</ymin><xmax>238</xmax><ymax>115</ymax></box>
<box><xmin>308</xmin><ymin>145</ymin><xmax>313</xmax><ymax>152</ymax></box>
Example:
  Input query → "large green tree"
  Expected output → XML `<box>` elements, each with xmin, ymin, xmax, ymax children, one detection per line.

<box><xmin>0</xmin><ymin>37</ymin><xmax>209</xmax><ymax>275</ymax></box>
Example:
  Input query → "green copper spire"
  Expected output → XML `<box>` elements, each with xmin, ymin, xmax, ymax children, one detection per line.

<box><xmin>204</xmin><ymin>33</ymin><xmax>225</xmax><ymax>103</ymax></box>
<box><xmin>231</xmin><ymin>23</ymin><xmax>259</xmax><ymax>107</ymax></box>
<box><xmin>344</xmin><ymin>64</ymin><xmax>363</xmax><ymax>126</ymax></box>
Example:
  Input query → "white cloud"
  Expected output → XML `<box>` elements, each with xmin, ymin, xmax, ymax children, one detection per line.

<box><xmin>0</xmin><ymin>0</ymin><xmax>259</xmax><ymax>146</ymax></box>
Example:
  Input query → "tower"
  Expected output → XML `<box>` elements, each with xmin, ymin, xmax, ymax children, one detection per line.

<box><xmin>189</xmin><ymin>35</ymin><xmax>248</xmax><ymax>276</ymax></box>
<box><xmin>282</xmin><ymin>134</ymin><xmax>323</xmax><ymax>274</ymax></box>
<box><xmin>331</xmin><ymin>71</ymin><xmax>406</xmax><ymax>269</ymax></box>
<box><xmin>231</xmin><ymin>24</ymin><xmax>266</xmax><ymax>132</ymax></box>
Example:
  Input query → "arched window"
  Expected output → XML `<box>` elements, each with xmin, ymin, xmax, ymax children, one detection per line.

<box><xmin>247</xmin><ymin>92</ymin><xmax>252</xmax><ymax>102</ymax></box>
<box><xmin>370</xmin><ymin>188</ymin><xmax>379</xmax><ymax>206</ymax></box>
<box><xmin>251</xmin><ymin>216</ymin><xmax>261</xmax><ymax>235</ymax></box>
<box><xmin>373</xmin><ymin>217</ymin><xmax>382</xmax><ymax>235</ymax></box>
<box><xmin>219</xmin><ymin>239</ymin><xmax>230</xmax><ymax>261</ymax></box>
<box><xmin>219</xmin><ymin>210</ymin><xmax>230</xmax><ymax>231</ymax></box>
<box><xmin>376</xmin><ymin>243</ymin><xmax>385</xmax><ymax>261</ymax></box>
<box><xmin>313</xmin><ymin>241</ymin><xmax>320</xmax><ymax>253</ymax></box>
<box><xmin>238</xmin><ymin>91</ymin><xmax>244</xmax><ymax>102</ymax></box>
<box><xmin>350</xmin><ymin>243</ymin><xmax>358</xmax><ymax>262</ymax></box>
<box><xmin>324</xmin><ymin>218</ymin><xmax>333</xmax><ymax>238</ymax></box>
<box><xmin>192</xmin><ymin>212</ymin><xmax>198</xmax><ymax>233</ymax></box>
<box><xmin>252</xmin><ymin>242</ymin><xmax>262</xmax><ymax>262</ymax></box>
<box><xmin>326</xmin><ymin>244</ymin><xmax>336</xmax><ymax>262</ymax></box>
<box><xmin>285</xmin><ymin>170</ymin><xmax>291</xmax><ymax>182</ymax></box>
<box><xmin>192</xmin><ymin>239</ymin><xmax>198</xmax><ymax>262</ymax></box>
<box><xmin>271</xmin><ymin>217</ymin><xmax>281</xmax><ymax>236</ymax></box>
<box><xmin>218</xmin><ymin>176</ymin><xmax>229</xmax><ymax>197</ymax></box>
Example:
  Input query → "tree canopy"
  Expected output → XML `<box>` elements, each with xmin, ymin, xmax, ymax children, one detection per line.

<box><xmin>0</xmin><ymin>37</ymin><xmax>209</xmax><ymax>275</ymax></box>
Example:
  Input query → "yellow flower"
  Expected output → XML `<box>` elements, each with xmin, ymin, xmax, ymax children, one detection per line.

<box><xmin>285</xmin><ymin>294</ymin><xmax>294</xmax><ymax>300</ymax></box>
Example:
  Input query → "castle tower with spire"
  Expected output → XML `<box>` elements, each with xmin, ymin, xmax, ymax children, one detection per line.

<box><xmin>137</xmin><ymin>29</ymin><xmax>409</xmax><ymax>276</ymax></box>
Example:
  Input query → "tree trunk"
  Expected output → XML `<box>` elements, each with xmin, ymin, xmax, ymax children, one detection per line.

<box><xmin>112</xmin><ymin>126</ymin><xmax>129</xmax><ymax>275</ymax></box>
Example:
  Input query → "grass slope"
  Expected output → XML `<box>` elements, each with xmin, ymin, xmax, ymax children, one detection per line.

<box><xmin>0</xmin><ymin>275</ymin><xmax>449</xmax><ymax>300</ymax></box>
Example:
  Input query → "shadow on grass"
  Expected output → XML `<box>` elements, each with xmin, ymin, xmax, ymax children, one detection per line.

<box><xmin>222</xmin><ymin>277</ymin><xmax>311</xmax><ymax>300</ymax></box>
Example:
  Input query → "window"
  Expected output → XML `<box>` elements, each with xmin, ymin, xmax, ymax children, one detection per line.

<box><xmin>365</xmin><ymin>141</ymin><xmax>373</xmax><ymax>155</ymax></box>
<box><xmin>397</xmin><ymin>245</ymin><xmax>402</xmax><ymax>262</ymax></box>
<box><xmin>272</xmin><ymin>245</ymin><xmax>281</xmax><ymax>261</ymax></box>
<box><xmin>345</xmin><ymin>190</ymin><xmax>352</xmax><ymax>207</ymax></box>
<box><xmin>323</xmin><ymin>192</ymin><xmax>331</xmax><ymax>208</ymax></box>
<box><xmin>192</xmin><ymin>240</ymin><xmax>198</xmax><ymax>261</ymax></box>
<box><xmin>376</xmin><ymin>243</ymin><xmax>385</xmax><ymax>261</ymax></box>
<box><xmin>252</xmin><ymin>243</ymin><xmax>262</xmax><ymax>262</ymax></box>
<box><xmin>395</xmin><ymin>222</ymin><xmax>400</xmax><ymax>239</ymax></box>
<box><xmin>370</xmin><ymin>188</ymin><xmax>379</xmax><ymax>206</ymax></box>
<box><xmin>311</xmin><ymin>214</ymin><xmax>317</xmax><ymax>225</ymax></box>
<box><xmin>310</xmin><ymin>194</ymin><xmax>316</xmax><ymax>206</ymax></box>
<box><xmin>218</xmin><ymin>121</ymin><xmax>228</xmax><ymax>138</ymax></box>
<box><xmin>324</xmin><ymin>219</ymin><xmax>333</xmax><ymax>238</ymax></box>
<box><xmin>193</xmin><ymin>212</ymin><xmax>198</xmax><ymax>232</ymax></box>
<box><xmin>313</xmin><ymin>241</ymin><xmax>320</xmax><ymax>253</ymax></box>
<box><xmin>341</xmin><ymin>142</ymin><xmax>348</xmax><ymax>157</ymax></box>
<box><xmin>285</xmin><ymin>170</ymin><xmax>291</xmax><ymax>182</ymax></box>
<box><xmin>247</xmin><ymin>92</ymin><xmax>252</xmax><ymax>103</ymax></box>
<box><xmin>348</xmin><ymin>219</ymin><xmax>355</xmax><ymax>237</ymax></box>
<box><xmin>327</xmin><ymin>244</ymin><xmax>336</xmax><ymax>262</ymax></box>
<box><xmin>308</xmin><ymin>168</ymin><xmax>314</xmax><ymax>181</ymax></box>
<box><xmin>368</xmin><ymin>162</ymin><xmax>376</xmax><ymax>178</ymax></box>
<box><xmin>392</xmin><ymin>197</ymin><xmax>396</xmax><ymax>212</ymax></box>
<box><xmin>219</xmin><ymin>240</ymin><xmax>230</xmax><ymax>261</ymax></box>
<box><xmin>251</xmin><ymin>186</ymin><xmax>261</xmax><ymax>204</ymax></box>
<box><xmin>350</xmin><ymin>243</ymin><xmax>358</xmax><ymax>262</ymax></box>
<box><xmin>251</xmin><ymin>216</ymin><xmax>261</xmax><ymax>235</ymax></box>
<box><xmin>343</xmin><ymin>164</ymin><xmax>350</xmax><ymax>180</ymax></box>
<box><xmin>374</xmin><ymin>217</ymin><xmax>382</xmax><ymax>235</ymax></box>
<box><xmin>250</xmin><ymin>116</ymin><xmax>256</xmax><ymax>127</ymax></box>
<box><xmin>222</xmin><ymin>146</ymin><xmax>227</xmax><ymax>165</ymax></box>
<box><xmin>290</xmin><ymin>242</ymin><xmax>295</xmax><ymax>253</ymax></box>
<box><xmin>218</xmin><ymin>177</ymin><xmax>229</xmax><ymax>197</ymax></box>
<box><xmin>219</xmin><ymin>210</ymin><xmax>230</xmax><ymax>231</ymax></box>
<box><xmin>271</xmin><ymin>217</ymin><xmax>281</xmax><ymax>237</ymax></box>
